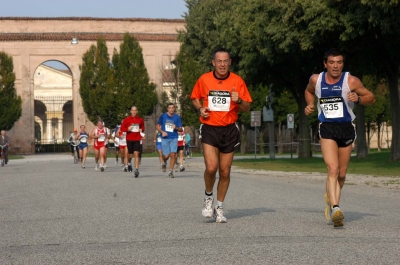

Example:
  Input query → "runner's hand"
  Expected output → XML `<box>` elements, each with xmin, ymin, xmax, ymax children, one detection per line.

<box><xmin>231</xmin><ymin>87</ymin><xmax>239</xmax><ymax>103</ymax></box>
<box><xmin>304</xmin><ymin>105</ymin><xmax>314</xmax><ymax>116</ymax></box>
<box><xmin>199</xmin><ymin>107</ymin><xmax>210</xmax><ymax>118</ymax></box>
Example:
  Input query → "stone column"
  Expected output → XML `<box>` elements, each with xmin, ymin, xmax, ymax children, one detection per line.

<box><xmin>45</xmin><ymin>115</ymin><xmax>52</xmax><ymax>143</ymax></box>
<box><xmin>58</xmin><ymin>118</ymin><xmax>63</xmax><ymax>142</ymax></box>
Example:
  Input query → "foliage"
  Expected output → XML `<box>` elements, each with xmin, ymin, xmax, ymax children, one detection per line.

<box><xmin>80</xmin><ymin>34</ymin><xmax>157</xmax><ymax>127</ymax></box>
<box><xmin>112</xmin><ymin>33</ymin><xmax>158</xmax><ymax>119</ymax></box>
<box><xmin>181</xmin><ymin>0</ymin><xmax>400</xmax><ymax>160</ymax></box>
<box><xmin>0</xmin><ymin>51</ymin><xmax>22</xmax><ymax>130</ymax></box>
<box><xmin>79</xmin><ymin>38</ymin><xmax>114</xmax><ymax>125</ymax></box>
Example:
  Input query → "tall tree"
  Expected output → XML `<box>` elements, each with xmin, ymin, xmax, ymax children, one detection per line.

<box><xmin>175</xmin><ymin>43</ymin><xmax>207</xmax><ymax>147</ymax></box>
<box><xmin>112</xmin><ymin>33</ymin><xmax>158</xmax><ymax>118</ymax></box>
<box><xmin>80</xmin><ymin>34</ymin><xmax>158</xmax><ymax>127</ymax></box>
<box><xmin>79</xmin><ymin>38</ymin><xmax>115</xmax><ymax>125</ymax></box>
<box><xmin>0</xmin><ymin>51</ymin><xmax>22</xmax><ymax>130</ymax></box>
<box><xmin>332</xmin><ymin>0</ymin><xmax>400</xmax><ymax>161</ymax></box>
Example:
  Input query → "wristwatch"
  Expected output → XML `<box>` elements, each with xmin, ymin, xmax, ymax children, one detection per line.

<box><xmin>237</xmin><ymin>97</ymin><xmax>243</xmax><ymax>104</ymax></box>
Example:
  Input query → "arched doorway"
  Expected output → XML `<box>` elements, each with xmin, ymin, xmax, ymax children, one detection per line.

<box><xmin>33</xmin><ymin>60</ymin><xmax>73</xmax><ymax>151</ymax></box>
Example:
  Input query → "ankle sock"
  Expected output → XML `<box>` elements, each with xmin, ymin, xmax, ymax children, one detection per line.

<box><xmin>216</xmin><ymin>200</ymin><xmax>223</xmax><ymax>208</ymax></box>
<box><xmin>205</xmin><ymin>190</ymin><xmax>213</xmax><ymax>197</ymax></box>
<box><xmin>332</xmin><ymin>205</ymin><xmax>339</xmax><ymax>209</ymax></box>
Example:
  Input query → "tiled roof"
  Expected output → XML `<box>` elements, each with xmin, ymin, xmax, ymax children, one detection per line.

<box><xmin>0</xmin><ymin>17</ymin><xmax>184</xmax><ymax>23</ymax></box>
<box><xmin>0</xmin><ymin>33</ymin><xmax>179</xmax><ymax>42</ymax></box>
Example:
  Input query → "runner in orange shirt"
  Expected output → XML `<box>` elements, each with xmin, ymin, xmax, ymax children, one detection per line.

<box><xmin>191</xmin><ymin>48</ymin><xmax>252</xmax><ymax>223</ymax></box>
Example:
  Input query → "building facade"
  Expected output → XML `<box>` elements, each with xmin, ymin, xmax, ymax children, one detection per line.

<box><xmin>0</xmin><ymin>17</ymin><xmax>185</xmax><ymax>154</ymax></box>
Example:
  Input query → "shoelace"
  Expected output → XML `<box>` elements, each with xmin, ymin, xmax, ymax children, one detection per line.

<box><xmin>204</xmin><ymin>198</ymin><xmax>213</xmax><ymax>209</ymax></box>
<box><xmin>215</xmin><ymin>207</ymin><xmax>224</xmax><ymax>217</ymax></box>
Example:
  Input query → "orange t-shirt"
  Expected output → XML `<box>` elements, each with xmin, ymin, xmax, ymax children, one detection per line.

<box><xmin>190</xmin><ymin>71</ymin><xmax>252</xmax><ymax>126</ymax></box>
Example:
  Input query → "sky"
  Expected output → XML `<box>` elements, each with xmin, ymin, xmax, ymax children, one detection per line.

<box><xmin>1</xmin><ymin>0</ymin><xmax>187</xmax><ymax>19</ymax></box>
<box><xmin>1</xmin><ymin>0</ymin><xmax>188</xmax><ymax>69</ymax></box>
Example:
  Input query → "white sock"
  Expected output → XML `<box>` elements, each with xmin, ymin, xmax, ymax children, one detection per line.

<box><xmin>216</xmin><ymin>201</ymin><xmax>223</xmax><ymax>208</ymax></box>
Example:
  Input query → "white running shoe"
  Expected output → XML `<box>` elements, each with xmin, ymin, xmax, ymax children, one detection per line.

<box><xmin>213</xmin><ymin>206</ymin><xmax>227</xmax><ymax>223</ymax></box>
<box><xmin>95</xmin><ymin>165</ymin><xmax>98</xmax><ymax>171</ymax></box>
<box><xmin>202</xmin><ymin>197</ymin><xmax>214</xmax><ymax>218</ymax></box>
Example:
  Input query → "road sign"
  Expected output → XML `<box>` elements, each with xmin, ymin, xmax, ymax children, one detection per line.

<box><xmin>287</xmin><ymin>113</ymin><xmax>294</xmax><ymax>129</ymax></box>
<box><xmin>251</xmin><ymin>111</ymin><xmax>261</xmax><ymax>127</ymax></box>
<box><xmin>263</xmin><ymin>106</ymin><xmax>274</xmax><ymax>122</ymax></box>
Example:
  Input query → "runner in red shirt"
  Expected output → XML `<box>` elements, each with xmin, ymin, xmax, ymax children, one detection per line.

<box><xmin>120</xmin><ymin>106</ymin><xmax>145</xmax><ymax>177</ymax></box>
<box><xmin>90</xmin><ymin>120</ymin><xmax>108</xmax><ymax>172</ymax></box>
<box><xmin>191</xmin><ymin>48</ymin><xmax>252</xmax><ymax>223</ymax></box>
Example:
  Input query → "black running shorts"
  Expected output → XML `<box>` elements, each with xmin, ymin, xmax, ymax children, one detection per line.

<box><xmin>177</xmin><ymin>146</ymin><xmax>185</xmax><ymax>152</ymax></box>
<box><xmin>127</xmin><ymin>140</ymin><xmax>141</xmax><ymax>154</ymax></box>
<box><xmin>200</xmin><ymin>123</ymin><xmax>240</xmax><ymax>153</ymax></box>
<box><xmin>319</xmin><ymin>122</ymin><xmax>356</xmax><ymax>147</ymax></box>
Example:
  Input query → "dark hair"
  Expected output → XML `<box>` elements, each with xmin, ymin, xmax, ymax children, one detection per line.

<box><xmin>323</xmin><ymin>48</ymin><xmax>345</xmax><ymax>62</ymax></box>
<box><xmin>167</xmin><ymin>103</ymin><xmax>175</xmax><ymax>108</ymax></box>
<box><xmin>213</xmin><ymin>47</ymin><xmax>230</xmax><ymax>60</ymax></box>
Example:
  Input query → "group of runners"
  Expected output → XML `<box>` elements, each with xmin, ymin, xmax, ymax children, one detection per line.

<box><xmin>67</xmin><ymin>48</ymin><xmax>374</xmax><ymax>228</ymax></box>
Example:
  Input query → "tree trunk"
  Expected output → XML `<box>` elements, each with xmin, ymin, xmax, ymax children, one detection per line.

<box><xmin>356</xmin><ymin>105</ymin><xmax>368</xmax><ymax>158</ymax></box>
<box><xmin>377</xmin><ymin>122</ymin><xmax>381</xmax><ymax>152</ymax></box>
<box><xmin>277</xmin><ymin>122</ymin><xmax>283</xmax><ymax>155</ymax></box>
<box><xmin>387</xmin><ymin>71</ymin><xmax>400</xmax><ymax>161</ymax></box>
<box><xmin>259</xmin><ymin>129</ymin><xmax>265</xmax><ymax>155</ymax></box>
<box><xmin>240</xmin><ymin>123</ymin><xmax>247</xmax><ymax>155</ymax></box>
<box><xmin>298</xmin><ymin>97</ymin><xmax>311</xmax><ymax>158</ymax></box>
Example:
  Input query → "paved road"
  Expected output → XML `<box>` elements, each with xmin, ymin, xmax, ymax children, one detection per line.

<box><xmin>1</xmin><ymin>154</ymin><xmax>399</xmax><ymax>264</ymax></box>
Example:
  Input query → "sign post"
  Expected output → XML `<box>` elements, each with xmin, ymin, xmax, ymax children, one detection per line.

<box><xmin>251</xmin><ymin>111</ymin><xmax>261</xmax><ymax>158</ymax></box>
<box><xmin>287</xmin><ymin>114</ymin><xmax>294</xmax><ymax>158</ymax></box>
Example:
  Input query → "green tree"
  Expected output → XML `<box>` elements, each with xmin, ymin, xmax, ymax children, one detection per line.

<box><xmin>176</xmin><ymin>41</ymin><xmax>212</xmax><ymax>148</ymax></box>
<box><xmin>180</xmin><ymin>0</ymin><xmax>261</xmax><ymax>152</ymax></box>
<box><xmin>362</xmin><ymin>76</ymin><xmax>391</xmax><ymax>152</ymax></box>
<box><xmin>79</xmin><ymin>38</ymin><xmax>116</xmax><ymax>125</ymax></box>
<box><xmin>0</xmin><ymin>51</ymin><xmax>22</xmax><ymax>130</ymax></box>
<box><xmin>181</xmin><ymin>0</ymin><xmax>338</xmax><ymax>157</ymax></box>
<box><xmin>112</xmin><ymin>33</ymin><xmax>158</xmax><ymax>119</ymax></box>
<box><xmin>80</xmin><ymin>34</ymin><xmax>158</xmax><ymax>127</ymax></box>
<box><xmin>334</xmin><ymin>1</ymin><xmax>400</xmax><ymax>161</ymax></box>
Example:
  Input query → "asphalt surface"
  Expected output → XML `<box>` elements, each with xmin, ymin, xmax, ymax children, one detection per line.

<box><xmin>1</xmin><ymin>154</ymin><xmax>399</xmax><ymax>265</ymax></box>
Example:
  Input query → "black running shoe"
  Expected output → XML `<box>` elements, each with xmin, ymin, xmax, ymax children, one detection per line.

<box><xmin>134</xmin><ymin>169</ymin><xmax>139</xmax><ymax>178</ymax></box>
<box><xmin>128</xmin><ymin>165</ymin><xmax>132</xmax><ymax>172</ymax></box>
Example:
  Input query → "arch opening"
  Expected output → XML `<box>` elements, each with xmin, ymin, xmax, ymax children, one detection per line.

<box><xmin>33</xmin><ymin>60</ymin><xmax>73</xmax><ymax>149</ymax></box>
